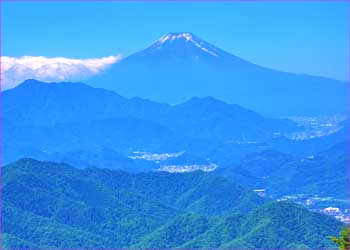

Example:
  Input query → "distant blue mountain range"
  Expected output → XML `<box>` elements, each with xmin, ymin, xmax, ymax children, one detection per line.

<box><xmin>88</xmin><ymin>32</ymin><xmax>349</xmax><ymax>117</ymax></box>
<box><xmin>3</xmin><ymin>79</ymin><xmax>347</xmax><ymax>168</ymax></box>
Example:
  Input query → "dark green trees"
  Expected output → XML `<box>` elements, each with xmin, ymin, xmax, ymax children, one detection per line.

<box><xmin>329</xmin><ymin>227</ymin><xmax>350</xmax><ymax>250</ymax></box>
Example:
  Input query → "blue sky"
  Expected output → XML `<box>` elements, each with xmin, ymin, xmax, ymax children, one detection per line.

<box><xmin>2</xmin><ymin>1</ymin><xmax>349</xmax><ymax>82</ymax></box>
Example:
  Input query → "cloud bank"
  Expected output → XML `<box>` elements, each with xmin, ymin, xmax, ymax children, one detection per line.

<box><xmin>1</xmin><ymin>55</ymin><xmax>122</xmax><ymax>90</ymax></box>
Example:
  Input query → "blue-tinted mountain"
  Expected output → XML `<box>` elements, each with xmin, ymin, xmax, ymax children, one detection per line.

<box><xmin>3</xmin><ymin>79</ymin><xmax>301</xmax><ymax>165</ymax></box>
<box><xmin>89</xmin><ymin>32</ymin><xmax>349</xmax><ymax>116</ymax></box>
<box><xmin>3</xmin><ymin>79</ymin><xmax>129</xmax><ymax>126</ymax></box>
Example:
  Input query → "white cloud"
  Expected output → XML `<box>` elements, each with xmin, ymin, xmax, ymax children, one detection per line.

<box><xmin>0</xmin><ymin>55</ymin><xmax>122</xmax><ymax>90</ymax></box>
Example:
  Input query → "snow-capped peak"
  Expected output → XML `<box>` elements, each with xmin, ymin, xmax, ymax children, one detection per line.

<box><xmin>150</xmin><ymin>32</ymin><xmax>219</xmax><ymax>57</ymax></box>
<box><xmin>158</xmin><ymin>32</ymin><xmax>194</xmax><ymax>43</ymax></box>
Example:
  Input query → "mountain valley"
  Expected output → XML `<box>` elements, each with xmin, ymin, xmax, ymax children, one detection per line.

<box><xmin>2</xmin><ymin>32</ymin><xmax>349</xmax><ymax>249</ymax></box>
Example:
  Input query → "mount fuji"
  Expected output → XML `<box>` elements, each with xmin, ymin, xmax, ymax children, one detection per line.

<box><xmin>88</xmin><ymin>32</ymin><xmax>348</xmax><ymax>116</ymax></box>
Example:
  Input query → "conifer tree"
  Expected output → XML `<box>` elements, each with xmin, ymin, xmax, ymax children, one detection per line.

<box><xmin>329</xmin><ymin>227</ymin><xmax>350</xmax><ymax>250</ymax></box>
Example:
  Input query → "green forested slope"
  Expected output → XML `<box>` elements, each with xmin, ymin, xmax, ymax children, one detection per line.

<box><xmin>2</xmin><ymin>158</ymin><xmax>343</xmax><ymax>248</ymax></box>
<box><xmin>217</xmin><ymin>141</ymin><xmax>349</xmax><ymax>199</ymax></box>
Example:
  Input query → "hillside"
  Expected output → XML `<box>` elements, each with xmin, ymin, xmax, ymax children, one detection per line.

<box><xmin>217</xmin><ymin>141</ymin><xmax>349</xmax><ymax>199</ymax></box>
<box><xmin>2</xmin><ymin>158</ymin><xmax>343</xmax><ymax>248</ymax></box>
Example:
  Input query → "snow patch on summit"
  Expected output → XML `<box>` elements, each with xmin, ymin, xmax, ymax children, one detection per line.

<box><xmin>151</xmin><ymin>32</ymin><xmax>219</xmax><ymax>57</ymax></box>
<box><xmin>159</xmin><ymin>36</ymin><xmax>170</xmax><ymax>43</ymax></box>
<box><xmin>190</xmin><ymin>39</ymin><xmax>218</xmax><ymax>57</ymax></box>
<box><xmin>158</xmin><ymin>33</ymin><xmax>193</xmax><ymax>43</ymax></box>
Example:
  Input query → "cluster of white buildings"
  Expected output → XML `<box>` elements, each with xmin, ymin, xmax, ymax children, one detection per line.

<box><xmin>283</xmin><ymin>115</ymin><xmax>347</xmax><ymax>140</ymax></box>
<box><xmin>129</xmin><ymin>151</ymin><xmax>184</xmax><ymax>162</ymax></box>
<box><xmin>321</xmin><ymin>207</ymin><xmax>350</xmax><ymax>224</ymax></box>
<box><xmin>157</xmin><ymin>163</ymin><xmax>218</xmax><ymax>173</ymax></box>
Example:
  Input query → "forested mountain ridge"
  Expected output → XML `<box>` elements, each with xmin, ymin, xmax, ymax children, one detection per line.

<box><xmin>216</xmin><ymin>140</ymin><xmax>349</xmax><ymax>199</ymax></box>
<box><xmin>2</xmin><ymin>158</ymin><xmax>343</xmax><ymax>248</ymax></box>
